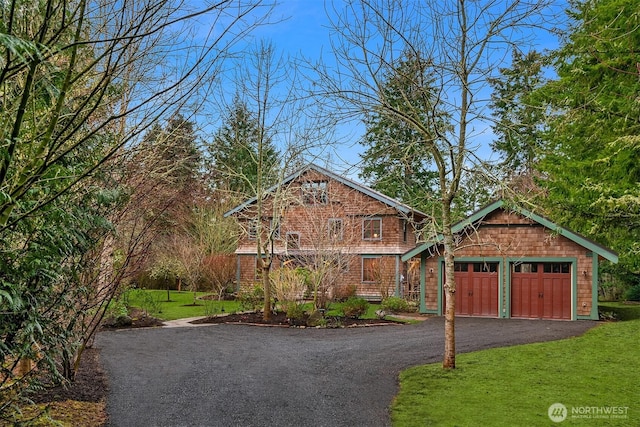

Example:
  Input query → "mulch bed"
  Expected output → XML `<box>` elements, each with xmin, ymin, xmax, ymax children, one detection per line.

<box><xmin>190</xmin><ymin>311</ymin><xmax>404</xmax><ymax>327</ymax></box>
<box><xmin>30</xmin><ymin>348</ymin><xmax>107</xmax><ymax>406</ymax></box>
<box><xmin>100</xmin><ymin>308</ymin><xmax>166</xmax><ymax>329</ymax></box>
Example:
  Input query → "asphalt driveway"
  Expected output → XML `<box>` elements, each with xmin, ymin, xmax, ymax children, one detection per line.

<box><xmin>97</xmin><ymin>317</ymin><xmax>596</xmax><ymax>427</ymax></box>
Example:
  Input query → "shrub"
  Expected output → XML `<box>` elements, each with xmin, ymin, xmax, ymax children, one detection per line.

<box><xmin>132</xmin><ymin>288</ymin><xmax>163</xmax><ymax>316</ymax></box>
<box><xmin>285</xmin><ymin>303</ymin><xmax>308</xmax><ymax>326</ymax></box>
<box><xmin>381</xmin><ymin>296</ymin><xmax>415</xmax><ymax>313</ymax></box>
<box><xmin>271</xmin><ymin>267</ymin><xmax>307</xmax><ymax>306</ymax></box>
<box><xmin>334</xmin><ymin>284</ymin><xmax>357</xmax><ymax>302</ymax></box>
<box><xmin>623</xmin><ymin>284</ymin><xmax>640</xmax><ymax>302</ymax></box>
<box><xmin>307</xmin><ymin>310</ymin><xmax>325</xmax><ymax>327</ymax></box>
<box><xmin>341</xmin><ymin>297</ymin><xmax>369</xmax><ymax>319</ymax></box>
<box><xmin>237</xmin><ymin>285</ymin><xmax>265</xmax><ymax>311</ymax></box>
<box><xmin>202</xmin><ymin>254</ymin><xmax>236</xmax><ymax>297</ymax></box>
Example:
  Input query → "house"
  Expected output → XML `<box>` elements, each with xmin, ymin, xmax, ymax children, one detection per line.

<box><xmin>225</xmin><ymin>164</ymin><xmax>428</xmax><ymax>300</ymax></box>
<box><xmin>401</xmin><ymin>200</ymin><xmax>619</xmax><ymax>320</ymax></box>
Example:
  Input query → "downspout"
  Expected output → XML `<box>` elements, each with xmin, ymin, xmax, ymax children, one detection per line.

<box><xmin>395</xmin><ymin>255</ymin><xmax>401</xmax><ymax>297</ymax></box>
<box><xmin>420</xmin><ymin>252</ymin><xmax>427</xmax><ymax>313</ymax></box>
<box><xmin>591</xmin><ymin>254</ymin><xmax>599</xmax><ymax>320</ymax></box>
<box><xmin>236</xmin><ymin>255</ymin><xmax>241</xmax><ymax>292</ymax></box>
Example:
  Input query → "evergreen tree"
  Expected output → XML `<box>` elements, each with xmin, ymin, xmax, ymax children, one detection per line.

<box><xmin>208</xmin><ymin>98</ymin><xmax>280</xmax><ymax>196</ymax></box>
<box><xmin>489</xmin><ymin>50</ymin><xmax>548</xmax><ymax>177</ymax></box>
<box><xmin>358</xmin><ymin>51</ymin><xmax>445</xmax><ymax>213</ymax></box>
<box><xmin>140</xmin><ymin>114</ymin><xmax>202</xmax><ymax>190</ymax></box>
<box><xmin>538</xmin><ymin>0</ymin><xmax>640</xmax><ymax>284</ymax></box>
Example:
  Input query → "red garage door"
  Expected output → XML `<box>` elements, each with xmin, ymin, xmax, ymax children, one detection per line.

<box><xmin>511</xmin><ymin>262</ymin><xmax>571</xmax><ymax>320</ymax></box>
<box><xmin>445</xmin><ymin>262</ymin><xmax>499</xmax><ymax>317</ymax></box>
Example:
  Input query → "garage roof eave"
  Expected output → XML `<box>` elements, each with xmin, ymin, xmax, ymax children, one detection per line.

<box><xmin>400</xmin><ymin>199</ymin><xmax>619</xmax><ymax>264</ymax></box>
<box><xmin>402</xmin><ymin>241</ymin><xmax>439</xmax><ymax>261</ymax></box>
<box><xmin>516</xmin><ymin>208</ymin><xmax>619</xmax><ymax>264</ymax></box>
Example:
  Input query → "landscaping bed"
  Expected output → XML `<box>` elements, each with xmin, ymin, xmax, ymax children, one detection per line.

<box><xmin>3</xmin><ymin>348</ymin><xmax>109</xmax><ymax>427</ymax></box>
<box><xmin>190</xmin><ymin>310</ymin><xmax>405</xmax><ymax>327</ymax></box>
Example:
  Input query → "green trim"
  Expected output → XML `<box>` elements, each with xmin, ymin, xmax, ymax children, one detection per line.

<box><xmin>419</xmin><ymin>252</ymin><xmax>428</xmax><ymax>313</ymax></box>
<box><xmin>506</xmin><ymin>203</ymin><xmax>618</xmax><ymax>264</ymax></box>
<box><xmin>504</xmin><ymin>260</ymin><xmax>511</xmax><ymax>318</ymax></box>
<box><xmin>402</xmin><ymin>243</ymin><xmax>430</xmax><ymax>262</ymax></box>
<box><xmin>591</xmin><ymin>255</ymin><xmax>599</xmax><ymax>320</ymax></box>
<box><xmin>401</xmin><ymin>199</ymin><xmax>619</xmax><ymax>264</ymax></box>
<box><xmin>572</xmin><ymin>260</ymin><xmax>578</xmax><ymax>321</ymax></box>
<box><xmin>395</xmin><ymin>255</ymin><xmax>401</xmax><ymax>297</ymax></box>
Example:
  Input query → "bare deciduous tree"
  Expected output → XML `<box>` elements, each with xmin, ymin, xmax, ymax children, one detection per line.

<box><xmin>316</xmin><ymin>0</ymin><xmax>553</xmax><ymax>368</ymax></box>
<box><xmin>215</xmin><ymin>40</ymin><xmax>337</xmax><ymax>321</ymax></box>
<box><xmin>0</xmin><ymin>0</ymin><xmax>271</xmax><ymax>413</ymax></box>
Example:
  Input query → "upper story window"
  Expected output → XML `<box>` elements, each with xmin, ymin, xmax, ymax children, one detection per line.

<box><xmin>248</xmin><ymin>219</ymin><xmax>258</xmax><ymax>240</ymax></box>
<box><xmin>301</xmin><ymin>181</ymin><xmax>328</xmax><ymax>205</ymax></box>
<box><xmin>402</xmin><ymin>219</ymin><xmax>408</xmax><ymax>242</ymax></box>
<box><xmin>286</xmin><ymin>232</ymin><xmax>300</xmax><ymax>250</ymax></box>
<box><xmin>270</xmin><ymin>218</ymin><xmax>280</xmax><ymax>239</ymax></box>
<box><xmin>362</xmin><ymin>217</ymin><xmax>382</xmax><ymax>240</ymax></box>
<box><xmin>328</xmin><ymin>218</ymin><xmax>343</xmax><ymax>241</ymax></box>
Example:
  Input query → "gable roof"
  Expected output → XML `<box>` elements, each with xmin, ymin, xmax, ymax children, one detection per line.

<box><xmin>224</xmin><ymin>163</ymin><xmax>428</xmax><ymax>218</ymax></box>
<box><xmin>401</xmin><ymin>199</ymin><xmax>619</xmax><ymax>263</ymax></box>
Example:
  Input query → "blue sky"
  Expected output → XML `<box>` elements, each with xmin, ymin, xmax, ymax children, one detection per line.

<box><xmin>245</xmin><ymin>1</ymin><xmax>365</xmax><ymax>175</ymax></box>
<box><xmin>205</xmin><ymin>0</ymin><xmax>567</xmax><ymax>179</ymax></box>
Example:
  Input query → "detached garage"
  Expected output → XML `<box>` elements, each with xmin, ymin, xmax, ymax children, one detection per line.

<box><xmin>402</xmin><ymin>200</ymin><xmax>618</xmax><ymax>320</ymax></box>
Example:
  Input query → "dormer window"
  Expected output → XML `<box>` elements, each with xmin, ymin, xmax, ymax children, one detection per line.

<box><xmin>301</xmin><ymin>181</ymin><xmax>328</xmax><ymax>205</ymax></box>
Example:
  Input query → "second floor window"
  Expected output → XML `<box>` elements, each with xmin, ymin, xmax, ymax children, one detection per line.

<box><xmin>302</xmin><ymin>181</ymin><xmax>328</xmax><ymax>205</ymax></box>
<box><xmin>286</xmin><ymin>232</ymin><xmax>300</xmax><ymax>250</ymax></box>
<box><xmin>363</xmin><ymin>218</ymin><xmax>382</xmax><ymax>240</ymax></box>
<box><xmin>328</xmin><ymin>218</ymin><xmax>343</xmax><ymax>241</ymax></box>
<box><xmin>248</xmin><ymin>219</ymin><xmax>258</xmax><ymax>240</ymax></box>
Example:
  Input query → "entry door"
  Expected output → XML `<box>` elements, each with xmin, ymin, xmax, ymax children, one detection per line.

<box><xmin>511</xmin><ymin>262</ymin><xmax>571</xmax><ymax>320</ymax></box>
<box><xmin>446</xmin><ymin>262</ymin><xmax>499</xmax><ymax>317</ymax></box>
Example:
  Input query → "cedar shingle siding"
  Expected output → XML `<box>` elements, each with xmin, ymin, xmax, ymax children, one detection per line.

<box><xmin>227</xmin><ymin>167</ymin><xmax>617</xmax><ymax>319</ymax></box>
<box><xmin>227</xmin><ymin>165</ymin><xmax>426</xmax><ymax>300</ymax></box>
<box><xmin>402</xmin><ymin>201</ymin><xmax>618</xmax><ymax>320</ymax></box>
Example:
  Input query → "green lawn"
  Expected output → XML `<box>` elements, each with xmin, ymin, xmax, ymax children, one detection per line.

<box><xmin>124</xmin><ymin>289</ymin><xmax>384</xmax><ymax>321</ymax></box>
<box><xmin>392</xmin><ymin>320</ymin><xmax>639</xmax><ymax>426</ymax></box>
<box><xmin>124</xmin><ymin>289</ymin><xmax>242</xmax><ymax>320</ymax></box>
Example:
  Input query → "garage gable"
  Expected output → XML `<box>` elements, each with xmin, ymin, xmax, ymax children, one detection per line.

<box><xmin>402</xmin><ymin>199</ymin><xmax>618</xmax><ymax>263</ymax></box>
<box><xmin>401</xmin><ymin>200</ymin><xmax>618</xmax><ymax>320</ymax></box>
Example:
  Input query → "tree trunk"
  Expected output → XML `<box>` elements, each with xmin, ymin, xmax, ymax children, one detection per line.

<box><xmin>442</xmin><ymin>205</ymin><xmax>456</xmax><ymax>369</ymax></box>
<box><xmin>262</xmin><ymin>263</ymin><xmax>272</xmax><ymax>321</ymax></box>
<box><xmin>443</xmin><ymin>269</ymin><xmax>456</xmax><ymax>369</ymax></box>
